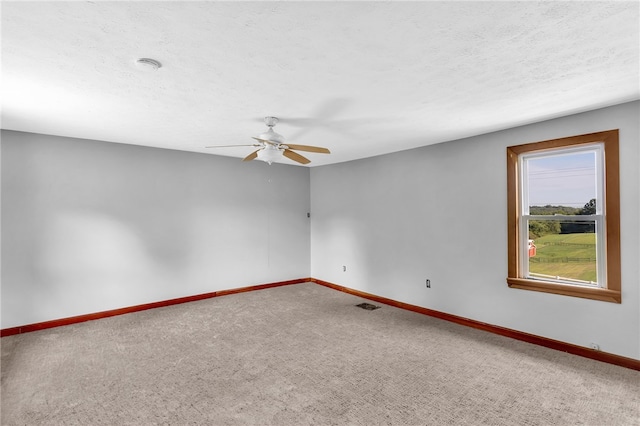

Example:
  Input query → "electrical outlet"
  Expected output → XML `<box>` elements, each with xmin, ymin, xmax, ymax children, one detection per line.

<box><xmin>343</xmin><ymin>265</ymin><xmax>346</xmax><ymax>272</ymax></box>
<box><xmin>426</xmin><ymin>279</ymin><xmax>431</xmax><ymax>288</ymax></box>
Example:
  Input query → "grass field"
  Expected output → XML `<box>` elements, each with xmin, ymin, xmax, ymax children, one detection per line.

<box><xmin>528</xmin><ymin>233</ymin><xmax>597</xmax><ymax>283</ymax></box>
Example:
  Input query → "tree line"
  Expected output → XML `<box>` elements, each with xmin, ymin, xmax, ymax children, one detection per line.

<box><xmin>529</xmin><ymin>199</ymin><xmax>596</xmax><ymax>238</ymax></box>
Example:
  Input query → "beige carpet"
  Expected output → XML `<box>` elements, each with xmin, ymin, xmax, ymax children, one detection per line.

<box><xmin>1</xmin><ymin>283</ymin><xmax>638</xmax><ymax>425</ymax></box>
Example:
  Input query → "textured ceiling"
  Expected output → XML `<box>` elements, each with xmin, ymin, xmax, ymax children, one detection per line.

<box><xmin>2</xmin><ymin>1</ymin><xmax>639</xmax><ymax>166</ymax></box>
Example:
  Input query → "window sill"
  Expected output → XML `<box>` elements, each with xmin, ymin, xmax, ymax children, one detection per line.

<box><xmin>507</xmin><ymin>277</ymin><xmax>621</xmax><ymax>303</ymax></box>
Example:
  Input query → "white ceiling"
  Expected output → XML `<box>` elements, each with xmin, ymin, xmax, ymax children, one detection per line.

<box><xmin>2</xmin><ymin>1</ymin><xmax>639</xmax><ymax>167</ymax></box>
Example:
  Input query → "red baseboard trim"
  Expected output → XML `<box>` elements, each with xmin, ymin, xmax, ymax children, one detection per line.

<box><xmin>310</xmin><ymin>278</ymin><xmax>640</xmax><ymax>371</ymax></box>
<box><xmin>0</xmin><ymin>278</ymin><xmax>308</xmax><ymax>337</ymax></box>
<box><xmin>4</xmin><ymin>277</ymin><xmax>638</xmax><ymax>370</ymax></box>
<box><xmin>215</xmin><ymin>279</ymin><xmax>305</xmax><ymax>297</ymax></box>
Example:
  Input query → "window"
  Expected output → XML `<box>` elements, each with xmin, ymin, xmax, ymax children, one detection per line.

<box><xmin>507</xmin><ymin>130</ymin><xmax>621</xmax><ymax>303</ymax></box>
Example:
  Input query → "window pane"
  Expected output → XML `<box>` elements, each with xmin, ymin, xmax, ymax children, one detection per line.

<box><xmin>526</xmin><ymin>151</ymin><xmax>597</xmax><ymax>212</ymax></box>
<box><xmin>507</xmin><ymin>130</ymin><xmax>620</xmax><ymax>302</ymax></box>
<box><xmin>527</xmin><ymin>220</ymin><xmax>597</xmax><ymax>286</ymax></box>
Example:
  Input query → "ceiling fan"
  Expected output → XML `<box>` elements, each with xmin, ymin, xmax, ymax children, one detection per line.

<box><xmin>206</xmin><ymin>117</ymin><xmax>331</xmax><ymax>165</ymax></box>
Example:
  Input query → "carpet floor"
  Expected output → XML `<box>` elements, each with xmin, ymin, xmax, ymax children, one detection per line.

<box><xmin>1</xmin><ymin>282</ymin><xmax>638</xmax><ymax>425</ymax></box>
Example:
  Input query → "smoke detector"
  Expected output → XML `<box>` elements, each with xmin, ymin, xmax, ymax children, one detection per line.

<box><xmin>135</xmin><ymin>58</ymin><xmax>162</xmax><ymax>71</ymax></box>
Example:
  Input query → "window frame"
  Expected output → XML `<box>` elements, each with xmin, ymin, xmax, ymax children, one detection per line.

<box><xmin>520</xmin><ymin>144</ymin><xmax>605</xmax><ymax>287</ymax></box>
<box><xmin>506</xmin><ymin>130</ymin><xmax>621</xmax><ymax>303</ymax></box>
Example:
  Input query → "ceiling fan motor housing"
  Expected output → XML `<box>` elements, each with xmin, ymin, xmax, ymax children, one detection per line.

<box><xmin>257</xmin><ymin>127</ymin><xmax>285</xmax><ymax>144</ymax></box>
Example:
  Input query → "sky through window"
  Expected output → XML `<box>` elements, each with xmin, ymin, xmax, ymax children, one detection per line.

<box><xmin>527</xmin><ymin>151</ymin><xmax>596</xmax><ymax>208</ymax></box>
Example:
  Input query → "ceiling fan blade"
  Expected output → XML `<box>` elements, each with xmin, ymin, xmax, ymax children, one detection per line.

<box><xmin>283</xmin><ymin>149</ymin><xmax>311</xmax><ymax>165</ymax></box>
<box><xmin>206</xmin><ymin>144</ymin><xmax>260</xmax><ymax>148</ymax></box>
<box><xmin>242</xmin><ymin>149</ymin><xmax>261</xmax><ymax>162</ymax></box>
<box><xmin>284</xmin><ymin>144</ymin><xmax>330</xmax><ymax>154</ymax></box>
<box><xmin>252</xmin><ymin>137</ymin><xmax>277</xmax><ymax>145</ymax></box>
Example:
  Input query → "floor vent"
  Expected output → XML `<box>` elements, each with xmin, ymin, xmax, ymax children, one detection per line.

<box><xmin>356</xmin><ymin>302</ymin><xmax>380</xmax><ymax>311</ymax></box>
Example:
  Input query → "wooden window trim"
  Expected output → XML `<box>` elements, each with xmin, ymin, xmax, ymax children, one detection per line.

<box><xmin>506</xmin><ymin>129</ymin><xmax>621</xmax><ymax>303</ymax></box>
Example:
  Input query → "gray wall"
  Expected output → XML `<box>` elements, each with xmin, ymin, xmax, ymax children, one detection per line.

<box><xmin>310</xmin><ymin>101</ymin><xmax>639</xmax><ymax>360</ymax></box>
<box><xmin>2</xmin><ymin>102</ymin><xmax>639</xmax><ymax>361</ymax></box>
<box><xmin>1</xmin><ymin>131</ymin><xmax>310</xmax><ymax>328</ymax></box>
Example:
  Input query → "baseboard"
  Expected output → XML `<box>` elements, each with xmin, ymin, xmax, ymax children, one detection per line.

<box><xmin>0</xmin><ymin>278</ymin><xmax>308</xmax><ymax>337</ymax></box>
<box><xmin>4</xmin><ymin>277</ymin><xmax>639</xmax><ymax>371</ymax></box>
<box><xmin>310</xmin><ymin>278</ymin><xmax>640</xmax><ymax>371</ymax></box>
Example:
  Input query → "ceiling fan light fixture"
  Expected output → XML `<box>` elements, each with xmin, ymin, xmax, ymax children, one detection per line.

<box><xmin>257</xmin><ymin>145</ymin><xmax>282</xmax><ymax>165</ymax></box>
